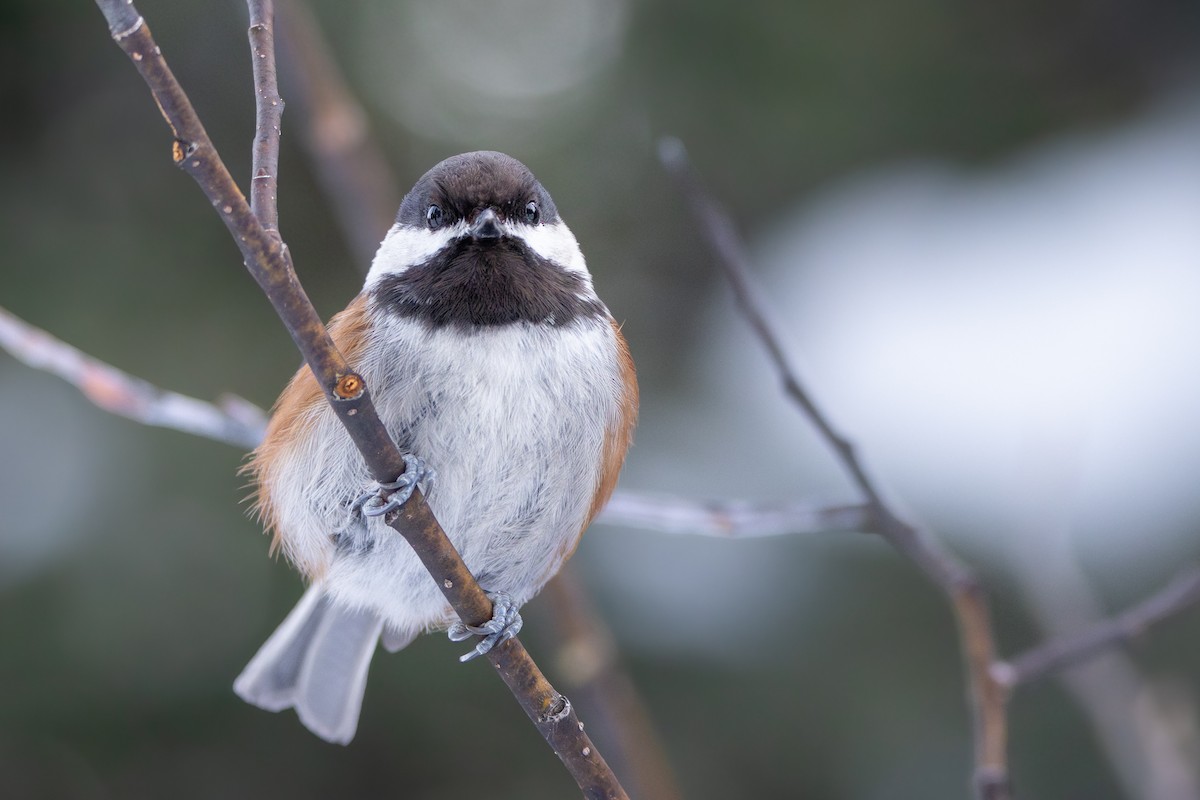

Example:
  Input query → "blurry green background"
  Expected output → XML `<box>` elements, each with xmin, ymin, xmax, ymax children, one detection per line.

<box><xmin>2</xmin><ymin>0</ymin><xmax>1200</xmax><ymax>798</ymax></box>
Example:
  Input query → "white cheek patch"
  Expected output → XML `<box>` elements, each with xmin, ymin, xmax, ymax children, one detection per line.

<box><xmin>511</xmin><ymin>221</ymin><xmax>590</xmax><ymax>279</ymax></box>
<box><xmin>365</xmin><ymin>219</ymin><xmax>597</xmax><ymax>299</ymax></box>
<box><xmin>364</xmin><ymin>223</ymin><xmax>467</xmax><ymax>288</ymax></box>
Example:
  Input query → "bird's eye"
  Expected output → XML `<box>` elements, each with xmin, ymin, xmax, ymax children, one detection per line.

<box><xmin>426</xmin><ymin>204</ymin><xmax>444</xmax><ymax>230</ymax></box>
<box><xmin>523</xmin><ymin>201</ymin><xmax>540</xmax><ymax>226</ymax></box>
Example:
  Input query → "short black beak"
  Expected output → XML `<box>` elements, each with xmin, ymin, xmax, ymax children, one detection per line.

<box><xmin>470</xmin><ymin>208</ymin><xmax>502</xmax><ymax>241</ymax></box>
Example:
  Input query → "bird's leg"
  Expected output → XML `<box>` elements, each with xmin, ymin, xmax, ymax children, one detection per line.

<box><xmin>447</xmin><ymin>591</ymin><xmax>524</xmax><ymax>662</ymax></box>
<box><xmin>349</xmin><ymin>454</ymin><xmax>435</xmax><ymax>519</ymax></box>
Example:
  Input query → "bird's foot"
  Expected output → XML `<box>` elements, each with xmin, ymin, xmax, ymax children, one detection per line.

<box><xmin>350</xmin><ymin>454</ymin><xmax>435</xmax><ymax>519</ymax></box>
<box><xmin>447</xmin><ymin>592</ymin><xmax>523</xmax><ymax>662</ymax></box>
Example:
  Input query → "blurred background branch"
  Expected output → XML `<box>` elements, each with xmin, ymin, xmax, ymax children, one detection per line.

<box><xmin>998</xmin><ymin>566</ymin><xmax>1200</xmax><ymax>689</ymax></box>
<box><xmin>660</xmin><ymin>138</ymin><xmax>1012</xmax><ymax>799</ymax></box>
<box><xmin>0</xmin><ymin>305</ymin><xmax>265</xmax><ymax>448</ymax></box>
<box><xmin>543</xmin><ymin>571</ymin><xmax>684</xmax><ymax>800</ymax></box>
<box><xmin>655</xmin><ymin>133</ymin><xmax>1200</xmax><ymax>798</ymax></box>
<box><xmin>597</xmin><ymin>492</ymin><xmax>870</xmax><ymax>538</ymax></box>
<box><xmin>275</xmin><ymin>0</ymin><xmax>399</xmax><ymax>264</ymax></box>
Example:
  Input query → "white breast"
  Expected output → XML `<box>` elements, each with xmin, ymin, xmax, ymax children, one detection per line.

<box><xmin>270</xmin><ymin>310</ymin><xmax>624</xmax><ymax>640</ymax></box>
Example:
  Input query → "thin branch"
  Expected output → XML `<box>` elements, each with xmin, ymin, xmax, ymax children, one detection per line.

<box><xmin>248</xmin><ymin>0</ymin><xmax>284</xmax><ymax>235</ymax></box>
<box><xmin>658</xmin><ymin>138</ymin><xmax>1011</xmax><ymax>800</ymax></box>
<box><xmin>995</xmin><ymin>566</ymin><xmax>1200</xmax><ymax>688</ymax></box>
<box><xmin>93</xmin><ymin>3</ymin><xmax>625</xmax><ymax>796</ymax></box>
<box><xmin>0</xmin><ymin>305</ymin><xmax>265</xmax><ymax>448</ymax></box>
<box><xmin>275</xmin><ymin>0</ymin><xmax>399</xmax><ymax>266</ymax></box>
<box><xmin>598</xmin><ymin>491</ymin><xmax>872</xmax><ymax>538</ymax></box>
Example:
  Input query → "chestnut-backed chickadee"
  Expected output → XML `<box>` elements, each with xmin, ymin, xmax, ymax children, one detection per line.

<box><xmin>233</xmin><ymin>151</ymin><xmax>638</xmax><ymax>744</ymax></box>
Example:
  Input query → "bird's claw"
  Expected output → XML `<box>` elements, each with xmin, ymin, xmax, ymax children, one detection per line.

<box><xmin>447</xmin><ymin>592</ymin><xmax>523</xmax><ymax>662</ymax></box>
<box><xmin>351</xmin><ymin>454</ymin><xmax>435</xmax><ymax>519</ymax></box>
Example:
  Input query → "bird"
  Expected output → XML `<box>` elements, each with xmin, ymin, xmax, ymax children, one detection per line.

<box><xmin>233</xmin><ymin>151</ymin><xmax>638</xmax><ymax>745</ymax></box>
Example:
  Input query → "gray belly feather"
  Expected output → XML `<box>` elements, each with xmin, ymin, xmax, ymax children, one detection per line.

<box><xmin>319</xmin><ymin>315</ymin><xmax>620</xmax><ymax>639</ymax></box>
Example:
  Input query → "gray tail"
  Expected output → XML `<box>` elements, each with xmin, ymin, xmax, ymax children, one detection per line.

<box><xmin>234</xmin><ymin>585</ymin><xmax>408</xmax><ymax>745</ymax></box>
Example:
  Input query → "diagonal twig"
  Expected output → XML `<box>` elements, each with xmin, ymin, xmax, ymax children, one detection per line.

<box><xmin>658</xmin><ymin>137</ymin><xmax>1011</xmax><ymax>800</ymax></box>
<box><xmin>93</xmin><ymin>2</ymin><xmax>626</xmax><ymax>796</ymax></box>
<box><xmin>995</xmin><ymin>565</ymin><xmax>1200</xmax><ymax>689</ymax></box>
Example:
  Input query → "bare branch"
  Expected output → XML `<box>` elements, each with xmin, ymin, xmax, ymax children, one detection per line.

<box><xmin>995</xmin><ymin>566</ymin><xmax>1200</xmax><ymax>689</ymax></box>
<box><xmin>0</xmin><ymin>305</ymin><xmax>265</xmax><ymax>448</ymax></box>
<box><xmin>659</xmin><ymin>137</ymin><xmax>1011</xmax><ymax>800</ymax></box>
<box><xmin>248</xmin><ymin>0</ymin><xmax>284</xmax><ymax>235</ymax></box>
<box><xmin>92</xmin><ymin>2</ymin><xmax>626</xmax><ymax>795</ymax></box>
<box><xmin>599</xmin><ymin>491</ymin><xmax>872</xmax><ymax>538</ymax></box>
